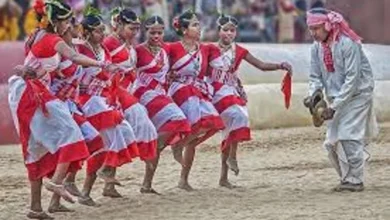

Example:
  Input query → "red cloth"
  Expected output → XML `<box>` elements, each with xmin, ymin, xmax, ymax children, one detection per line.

<box><xmin>321</xmin><ymin>42</ymin><xmax>335</xmax><ymax>72</ymax></box>
<box><xmin>306</xmin><ymin>10</ymin><xmax>362</xmax><ymax>43</ymax></box>
<box><xmin>281</xmin><ymin>72</ymin><xmax>292</xmax><ymax>109</ymax></box>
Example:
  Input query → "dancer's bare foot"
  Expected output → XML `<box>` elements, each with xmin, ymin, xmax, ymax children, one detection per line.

<box><xmin>97</xmin><ymin>170</ymin><xmax>122</xmax><ymax>186</ymax></box>
<box><xmin>44</xmin><ymin>181</ymin><xmax>75</xmax><ymax>203</ymax></box>
<box><xmin>78</xmin><ymin>195</ymin><xmax>100</xmax><ymax>207</ymax></box>
<box><xmin>219</xmin><ymin>180</ymin><xmax>237</xmax><ymax>189</ymax></box>
<box><xmin>140</xmin><ymin>187</ymin><xmax>161</xmax><ymax>195</ymax></box>
<box><xmin>27</xmin><ymin>210</ymin><xmax>54</xmax><ymax>220</ymax></box>
<box><xmin>178</xmin><ymin>180</ymin><xmax>194</xmax><ymax>191</ymax></box>
<box><xmin>172</xmin><ymin>145</ymin><xmax>184</xmax><ymax>165</ymax></box>
<box><xmin>48</xmin><ymin>204</ymin><xmax>74</xmax><ymax>213</ymax></box>
<box><xmin>102</xmin><ymin>187</ymin><xmax>122</xmax><ymax>198</ymax></box>
<box><xmin>227</xmin><ymin>157</ymin><xmax>239</xmax><ymax>176</ymax></box>
<box><xmin>63</xmin><ymin>182</ymin><xmax>82</xmax><ymax>197</ymax></box>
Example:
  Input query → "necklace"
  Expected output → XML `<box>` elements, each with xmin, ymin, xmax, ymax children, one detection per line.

<box><xmin>146</xmin><ymin>42</ymin><xmax>161</xmax><ymax>56</ymax></box>
<box><xmin>218</xmin><ymin>41</ymin><xmax>236</xmax><ymax>73</ymax></box>
<box><xmin>112</xmin><ymin>34</ymin><xmax>136</xmax><ymax>68</ymax></box>
<box><xmin>86</xmin><ymin>41</ymin><xmax>103</xmax><ymax>61</ymax></box>
<box><xmin>145</xmin><ymin>43</ymin><xmax>164</xmax><ymax>69</ymax></box>
<box><xmin>181</xmin><ymin>40</ymin><xmax>198</xmax><ymax>53</ymax></box>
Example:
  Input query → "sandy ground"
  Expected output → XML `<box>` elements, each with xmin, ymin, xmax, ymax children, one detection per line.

<box><xmin>1</xmin><ymin>123</ymin><xmax>390</xmax><ymax>220</ymax></box>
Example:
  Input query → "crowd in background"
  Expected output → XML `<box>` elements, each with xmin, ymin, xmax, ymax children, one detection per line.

<box><xmin>0</xmin><ymin>0</ymin><xmax>326</xmax><ymax>43</ymax></box>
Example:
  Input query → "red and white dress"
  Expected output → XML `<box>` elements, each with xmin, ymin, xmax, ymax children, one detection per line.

<box><xmin>132</xmin><ymin>44</ymin><xmax>191</xmax><ymax>146</ymax></box>
<box><xmin>76</xmin><ymin>42</ymin><xmax>138</xmax><ymax>174</ymax></box>
<box><xmin>8</xmin><ymin>30</ymin><xmax>90</xmax><ymax>180</ymax></box>
<box><xmin>207</xmin><ymin>43</ymin><xmax>251</xmax><ymax>151</ymax></box>
<box><xmin>50</xmin><ymin>55</ymin><xmax>104</xmax><ymax>155</ymax></box>
<box><xmin>103</xmin><ymin>36</ymin><xmax>157</xmax><ymax>160</ymax></box>
<box><xmin>167</xmin><ymin>42</ymin><xmax>224</xmax><ymax>140</ymax></box>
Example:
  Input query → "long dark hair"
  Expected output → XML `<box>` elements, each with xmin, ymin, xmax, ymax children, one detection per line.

<box><xmin>81</xmin><ymin>5</ymin><xmax>103</xmax><ymax>36</ymax></box>
<box><xmin>144</xmin><ymin>15</ymin><xmax>164</xmax><ymax>30</ymax></box>
<box><xmin>173</xmin><ymin>10</ymin><xmax>198</xmax><ymax>36</ymax></box>
<box><xmin>216</xmin><ymin>14</ymin><xmax>239</xmax><ymax>31</ymax></box>
<box><xmin>118</xmin><ymin>8</ymin><xmax>139</xmax><ymax>25</ymax></box>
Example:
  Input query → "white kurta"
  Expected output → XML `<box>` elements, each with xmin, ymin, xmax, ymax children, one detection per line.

<box><xmin>309</xmin><ymin>35</ymin><xmax>378</xmax><ymax>144</ymax></box>
<box><xmin>308</xmin><ymin>35</ymin><xmax>379</xmax><ymax>184</ymax></box>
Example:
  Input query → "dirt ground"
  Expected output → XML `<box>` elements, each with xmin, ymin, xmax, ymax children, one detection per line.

<box><xmin>1</xmin><ymin>123</ymin><xmax>390</xmax><ymax>220</ymax></box>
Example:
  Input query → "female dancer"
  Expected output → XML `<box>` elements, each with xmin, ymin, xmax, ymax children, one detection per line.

<box><xmin>103</xmin><ymin>9</ymin><xmax>159</xmax><ymax>193</ymax></box>
<box><xmin>133</xmin><ymin>16</ymin><xmax>192</xmax><ymax>193</ymax></box>
<box><xmin>47</xmin><ymin>16</ymin><xmax>106</xmax><ymax>209</ymax></box>
<box><xmin>167</xmin><ymin>10</ymin><xmax>225</xmax><ymax>190</ymax></box>
<box><xmin>103</xmin><ymin>8</ymin><xmax>158</xmax><ymax>161</ymax></box>
<box><xmin>208</xmin><ymin>15</ymin><xmax>292</xmax><ymax>188</ymax></box>
<box><xmin>8</xmin><ymin>0</ymin><xmax>113</xmax><ymax>218</ymax></box>
<box><xmin>76</xmin><ymin>8</ymin><xmax>139</xmax><ymax>199</ymax></box>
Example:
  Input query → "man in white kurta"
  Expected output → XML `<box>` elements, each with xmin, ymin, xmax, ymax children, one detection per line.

<box><xmin>306</xmin><ymin>8</ymin><xmax>378</xmax><ymax>192</ymax></box>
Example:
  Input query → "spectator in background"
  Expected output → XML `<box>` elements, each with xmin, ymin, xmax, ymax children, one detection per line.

<box><xmin>250</xmin><ymin>0</ymin><xmax>266</xmax><ymax>39</ymax></box>
<box><xmin>93</xmin><ymin>0</ymin><xmax>120</xmax><ymax>25</ymax></box>
<box><xmin>0</xmin><ymin>0</ymin><xmax>22</xmax><ymax>41</ymax></box>
<box><xmin>311</xmin><ymin>0</ymin><xmax>325</xmax><ymax>9</ymax></box>
<box><xmin>23</xmin><ymin>0</ymin><xmax>38</xmax><ymax>37</ymax></box>
<box><xmin>143</xmin><ymin>0</ymin><xmax>170</xmax><ymax>30</ymax></box>
<box><xmin>171</xmin><ymin>0</ymin><xmax>194</xmax><ymax>17</ymax></box>
<box><xmin>250</xmin><ymin>0</ymin><xmax>277</xmax><ymax>42</ymax></box>
<box><xmin>122</xmin><ymin>0</ymin><xmax>143</xmax><ymax>15</ymax></box>
<box><xmin>221</xmin><ymin>0</ymin><xmax>235</xmax><ymax>14</ymax></box>
<box><xmin>263</xmin><ymin>0</ymin><xmax>277</xmax><ymax>42</ymax></box>
<box><xmin>231</xmin><ymin>0</ymin><xmax>249</xmax><ymax>16</ymax></box>
<box><xmin>294</xmin><ymin>0</ymin><xmax>307</xmax><ymax>42</ymax></box>
<box><xmin>14</xmin><ymin>0</ymin><xmax>29</xmax><ymax>40</ymax></box>
<box><xmin>196</xmin><ymin>0</ymin><xmax>221</xmax><ymax>41</ymax></box>
<box><xmin>277</xmin><ymin>0</ymin><xmax>296</xmax><ymax>43</ymax></box>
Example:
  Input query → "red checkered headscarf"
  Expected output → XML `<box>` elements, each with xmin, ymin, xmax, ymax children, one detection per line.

<box><xmin>306</xmin><ymin>9</ymin><xmax>362</xmax><ymax>72</ymax></box>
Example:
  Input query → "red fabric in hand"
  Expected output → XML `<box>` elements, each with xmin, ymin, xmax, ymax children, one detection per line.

<box><xmin>281</xmin><ymin>72</ymin><xmax>292</xmax><ymax>109</ymax></box>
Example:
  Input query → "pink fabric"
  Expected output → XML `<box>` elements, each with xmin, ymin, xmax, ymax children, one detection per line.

<box><xmin>321</xmin><ymin>42</ymin><xmax>335</xmax><ymax>72</ymax></box>
<box><xmin>306</xmin><ymin>10</ymin><xmax>362</xmax><ymax>43</ymax></box>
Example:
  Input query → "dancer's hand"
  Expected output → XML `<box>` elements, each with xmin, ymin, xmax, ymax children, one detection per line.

<box><xmin>321</xmin><ymin>108</ymin><xmax>335</xmax><ymax>120</ymax></box>
<box><xmin>106</xmin><ymin>64</ymin><xmax>121</xmax><ymax>73</ymax></box>
<box><xmin>98</xmin><ymin>61</ymin><xmax>120</xmax><ymax>73</ymax></box>
<box><xmin>166</xmin><ymin>70</ymin><xmax>175</xmax><ymax>83</ymax></box>
<box><xmin>279</xmin><ymin>62</ymin><xmax>292</xmax><ymax>75</ymax></box>
<box><xmin>12</xmin><ymin>64</ymin><xmax>38</xmax><ymax>79</ymax></box>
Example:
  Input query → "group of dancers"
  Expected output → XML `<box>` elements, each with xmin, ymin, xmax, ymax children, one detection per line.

<box><xmin>8</xmin><ymin>0</ymin><xmax>292</xmax><ymax>219</ymax></box>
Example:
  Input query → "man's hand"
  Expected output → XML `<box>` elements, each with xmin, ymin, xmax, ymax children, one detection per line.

<box><xmin>303</xmin><ymin>96</ymin><xmax>311</xmax><ymax>108</ymax></box>
<box><xmin>321</xmin><ymin>108</ymin><xmax>335</xmax><ymax>120</ymax></box>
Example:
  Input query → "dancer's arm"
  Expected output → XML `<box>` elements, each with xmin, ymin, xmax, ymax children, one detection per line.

<box><xmin>244</xmin><ymin>52</ymin><xmax>292</xmax><ymax>73</ymax></box>
<box><xmin>55</xmin><ymin>41</ymin><xmax>103</xmax><ymax>67</ymax></box>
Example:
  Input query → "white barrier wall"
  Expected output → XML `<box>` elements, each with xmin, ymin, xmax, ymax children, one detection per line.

<box><xmin>244</xmin><ymin>81</ymin><xmax>390</xmax><ymax>129</ymax></box>
<box><xmin>236</xmin><ymin>44</ymin><xmax>390</xmax><ymax>129</ymax></box>
<box><xmin>238</xmin><ymin>44</ymin><xmax>390</xmax><ymax>84</ymax></box>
